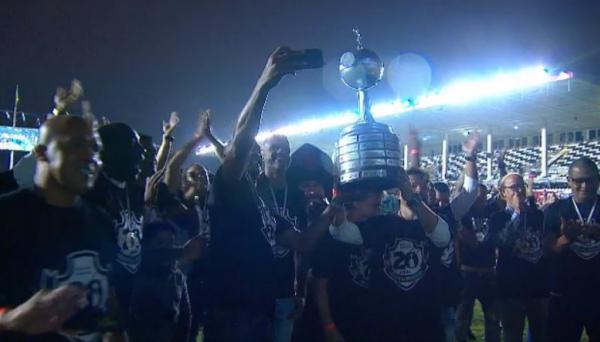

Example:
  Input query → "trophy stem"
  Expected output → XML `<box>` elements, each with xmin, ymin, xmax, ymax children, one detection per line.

<box><xmin>358</xmin><ymin>89</ymin><xmax>374</xmax><ymax>122</ymax></box>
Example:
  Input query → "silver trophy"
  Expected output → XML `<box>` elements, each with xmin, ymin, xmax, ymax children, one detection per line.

<box><xmin>335</xmin><ymin>28</ymin><xmax>402</xmax><ymax>190</ymax></box>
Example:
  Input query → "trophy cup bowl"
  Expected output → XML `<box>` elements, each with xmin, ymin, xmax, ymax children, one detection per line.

<box><xmin>335</xmin><ymin>30</ymin><xmax>401</xmax><ymax>191</ymax></box>
<box><xmin>339</xmin><ymin>48</ymin><xmax>384</xmax><ymax>91</ymax></box>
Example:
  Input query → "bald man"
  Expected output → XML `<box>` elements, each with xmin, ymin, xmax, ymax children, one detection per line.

<box><xmin>544</xmin><ymin>157</ymin><xmax>600</xmax><ymax>341</ymax></box>
<box><xmin>0</xmin><ymin>116</ymin><xmax>119</xmax><ymax>341</ymax></box>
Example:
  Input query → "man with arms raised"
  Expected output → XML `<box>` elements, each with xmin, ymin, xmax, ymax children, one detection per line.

<box><xmin>205</xmin><ymin>47</ymin><xmax>320</xmax><ymax>342</ymax></box>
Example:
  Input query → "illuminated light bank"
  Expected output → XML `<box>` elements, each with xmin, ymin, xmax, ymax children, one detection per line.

<box><xmin>197</xmin><ymin>66</ymin><xmax>572</xmax><ymax>155</ymax></box>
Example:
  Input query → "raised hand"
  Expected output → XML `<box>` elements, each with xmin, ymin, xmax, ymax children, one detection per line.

<box><xmin>462</xmin><ymin>131</ymin><xmax>481</xmax><ymax>157</ymax></box>
<box><xmin>407</xmin><ymin>126</ymin><xmax>420</xmax><ymax>149</ymax></box>
<box><xmin>397</xmin><ymin>168</ymin><xmax>414</xmax><ymax>202</ymax></box>
<box><xmin>81</xmin><ymin>100</ymin><xmax>98</xmax><ymax>129</ymax></box>
<box><xmin>195</xmin><ymin>109</ymin><xmax>211</xmax><ymax>140</ymax></box>
<box><xmin>162</xmin><ymin>112</ymin><xmax>180</xmax><ymax>137</ymax></box>
<box><xmin>256</xmin><ymin>46</ymin><xmax>305</xmax><ymax>90</ymax></box>
<box><xmin>144</xmin><ymin>167</ymin><xmax>167</xmax><ymax>205</ymax></box>
<box><xmin>0</xmin><ymin>285</ymin><xmax>87</xmax><ymax>335</ymax></box>
<box><xmin>53</xmin><ymin>79</ymin><xmax>84</xmax><ymax>115</ymax></box>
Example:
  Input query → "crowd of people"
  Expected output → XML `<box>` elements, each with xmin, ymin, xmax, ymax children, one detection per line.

<box><xmin>0</xmin><ymin>47</ymin><xmax>598</xmax><ymax>342</ymax></box>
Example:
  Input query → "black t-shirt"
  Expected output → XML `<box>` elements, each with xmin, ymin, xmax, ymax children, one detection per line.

<box><xmin>207</xmin><ymin>168</ymin><xmax>281</xmax><ymax>316</ymax></box>
<box><xmin>544</xmin><ymin>196</ymin><xmax>600</xmax><ymax>299</ymax></box>
<box><xmin>312</xmin><ymin>232</ymin><xmax>371</xmax><ymax>340</ymax></box>
<box><xmin>362</xmin><ymin>215</ymin><xmax>444</xmax><ymax>341</ymax></box>
<box><xmin>0</xmin><ymin>188</ymin><xmax>117</xmax><ymax>340</ymax></box>
<box><xmin>459</xmin><ymin>205</ymin><xmax>497</xmax><ymax>269</ymax></box>
<box><xmin>84</xmin><ymin>173</ymin><xmax>145</xmax><ymax>316</ymax></box>
<box><xmin>256</xmin><ymin>174</ymin><xmax>305</xmax><ymax>298</ymax></box>
<box><xmin>433</xmin><ymin>205</ymin><xmax>463</xmax><ymax>306</ymax></box>
<box><xmin>489</xmin><ymin>207</ymin><xmax>548</xmax><ymax>299</ymax></box>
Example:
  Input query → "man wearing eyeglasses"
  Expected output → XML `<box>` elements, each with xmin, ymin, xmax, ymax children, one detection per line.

<box><xmin>489</xmin><ymin>173</ymin><xmax>549</xmax><ymax>342</ymax></box>
<box><xmin>544</xmin><ymin>157</ymin><xmax>600</xmax><ymax>342</ymax></box>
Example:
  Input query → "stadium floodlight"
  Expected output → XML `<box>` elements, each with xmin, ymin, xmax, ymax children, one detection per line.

<box><xmin>197</xmin><ymin>66</ymin><xmax>572</xmax><ymax>155</ymax></box>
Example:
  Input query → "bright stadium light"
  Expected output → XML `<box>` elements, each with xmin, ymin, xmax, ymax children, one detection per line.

<box><xmin>197</xmin><ymin>66</ymin><xmax>573</xmax><ymax>155</ymax></box>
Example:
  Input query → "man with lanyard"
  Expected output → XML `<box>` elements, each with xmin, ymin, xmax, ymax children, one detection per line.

<box><xmin>489</xmin><ymin>173</ymin><xmax>548</xmax><ymax>342</ymax></box>
<box><xmin>205</xmin><ymin>47</ymin><xmax>325</xmax><ymax>342</ymax></box>
<box><xmin>544</xmin><ymin>157</ymin><xmax>600</xmax><ymax>341</ymax></box>
<box><xmin>84</xmin><ymin>122</ymin><xmax>145</xmax><ymax>324</ymax></box>
<box><xmin>0</xmin><ymin>116</ymin><xmax>122</xmax><ymax>341</ymax></box>
<box><xmin>455</xmin><ymin>184</ymin><xmax>501</xmax><ymax>342</ymax></box>
<box><xmin>256</xmin><ymin>134</ymin><xmax>307</xmax><ymax>342</ymax></box>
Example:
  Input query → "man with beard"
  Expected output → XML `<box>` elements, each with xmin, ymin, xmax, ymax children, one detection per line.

<box><xmin>204</xmin><ymin>47</ymin><xmax>321</xmax><ymax>342</ymax></box>
<box><xmin>489</xmin><ymin>174</ymin><xmax>548</xmax><ymax>342</ymax></box>
<box><xmin>455</xmin><ymin>184</ymin><xmax>501</xmax><ymax>342</ymax></box>
<box><xmin>286</xmin><ymin>143</ymin><xmax>335</xmax><ymax>342</ymax></box>
<box><xmin>544</xmin><ymin>157</ymin><xmax>600</xmax><ymax>341</ymax></box>
<box><xmin>84</xmin><ymin>122</ymin><xmax>145</xmax><ymax>322</ymax></box>
<box><xmin>0</xmin><ymin>116</ymin><xmax>121</xmax><ymax>341</ymax></box>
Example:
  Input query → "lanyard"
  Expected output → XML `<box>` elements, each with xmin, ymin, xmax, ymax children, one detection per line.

<box><xmin>269</xmin><ymin>185</ymin><xmax>288</xmax><ymax>216</ymax></box>
<box><xmin>571</xmin><ymin>197</ymin><xmax>597</xmax><ymax>225</ymax></box>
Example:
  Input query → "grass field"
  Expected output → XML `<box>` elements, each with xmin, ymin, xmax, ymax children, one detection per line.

<box><xmin>471</xmin><ymin>301</ymin><xmax>589</xmax><ymax>342</ymax></box>
<box><xmin>195</xmin><ymin>301</ymin><xmax>590</xmax><ymax>341</ymax></box>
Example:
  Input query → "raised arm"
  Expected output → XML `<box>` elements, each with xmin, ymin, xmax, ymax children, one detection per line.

<box><xmin>398</xmin><ymin>169</ymin><xmax>450</xmax><ymax>247</ymax></box>
<box><xmin>450</xmin><ymin>132</ymin><xmax>480</xmax><ymax>220</ymax></box>
<box><xmin>407</xmin><ymin>126</ymin><xmax>421</xmax><ymax>169</ymax></box>
<box><xmin>202</xmin><ymin>109</ymin><xmax>227</xmax><ymax>163</ymax></box>
<box><xmin>156</xmin><ymin>112</ymin><xmax>180</xmax><ymax>171</ymax></box>
<box><xmin>164</xmin><ymin>111</ymin><xmax>208</xmax><ymax>195</ymax></box>
<box><xmin>222</xmin><ymin>47</ymin><xmax>301</xmax><ymax>181</ymax></box>
<box><xmin>277</xmin><ymin>203</ymin><xmax>342</xmax><ymax>254</ymax></box>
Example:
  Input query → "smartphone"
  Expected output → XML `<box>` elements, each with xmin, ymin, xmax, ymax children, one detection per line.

<box><xmin>290</xmin><ymin>48</ymin><xmax>324</xmax><ymax>70</ymax></box>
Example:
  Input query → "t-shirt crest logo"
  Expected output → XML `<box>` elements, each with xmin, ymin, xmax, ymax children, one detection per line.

<box><xmin>472</xmin><ymin>217</ymin><xmax>489</xmax><ymax>242</ymax></box>
<box><xmin>115</xmin><ymin>210</ymin><xmax>143</xmax><ymax>273</ymax></box>
<box><xmin>514</xmin><ymin>228</ymin><xmax>543</xmax><ymax>263</ymax></box>
<box><xmin>570</xmin><ymin>219</ymin><xmax>600</xmax><ymax>260</ymax></box>
<box><xmin>440</xmin><ymin>238</ymin><xmax>455</xmax><ymax>268</ymax></box>
<box><xmin>383</xmin><ymin>238</ymin><xmax>428</xmax><ymax>291</ymax></box>
<box><xmin>348</xmin><ymin>248</ymin><xmax>371</xmax><ymax>288</ymax></box>
<box><xmin>41</xmin><ymin>251</ymin><xmax>110</xmax><ymax>311</ymax></box>
<box><xmin>257</xmin><ymin>197</ymin><xmax>279</xmax><ymax>255</ymax></box>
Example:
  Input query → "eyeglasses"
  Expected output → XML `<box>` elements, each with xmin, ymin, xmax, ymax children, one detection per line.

<box><xmin>502</xmin><ymin>184</ymin><xmax>525</xmax><ymax>192</ymax></box>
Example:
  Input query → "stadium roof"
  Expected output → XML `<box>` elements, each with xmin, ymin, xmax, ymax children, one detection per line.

<box><xmin>288</xmin><ymin>77</ymin><xmax>600</xmax><ymax>155</ymax></box>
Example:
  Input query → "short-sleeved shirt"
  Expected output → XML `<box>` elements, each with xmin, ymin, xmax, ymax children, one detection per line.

<box><xmin>84</xmin><ymin>173</ymin><xmax>145</xmax><ymax>315</ymax></box>
<box><xmin>312</xmin><ymin>232</ymin><xmax>371</xmax><ymax>340</ymax></box>
<box><xmin>433</xmin><ymin>205</ymin><xmax>463</xmax><ymax>306</ymax></box>
<box><xmin>0</xmin><ymin>188</ymin><xmax>117</xmax><ymax>340</ymax></box>
<box><xmin>459</xmin><ymin>205</ymin><xmax>497</xmax><ymax>269</ymax></box>
<box><xmin>256</xmin><ymin>174</ymin><xmax>306</xmax><ymax>298</ymax></box>
<box><xmin>544</xmin><ymin>196</ymin><xmax>600</xmax><ymax>299</ymax></box>
<box><xmin>207</xmin><ymin>168</ymin><xmax>281</xmax><ymax>316</ymax></box>
<box><xmin>362</xmin><ymin>215</ymin><xmax>444</xmax><ymax>341</ymax></box>
<box><xmin>489</xmin><ymin>207</ymin><xmax>549</xmax><ymax>299</ymax></box>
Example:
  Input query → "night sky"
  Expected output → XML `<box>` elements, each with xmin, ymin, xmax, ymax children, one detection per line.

<box><xmin>1</xmin><ymin>0</ymin><xmax>599</xmax><ymax>166</ymax></box>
